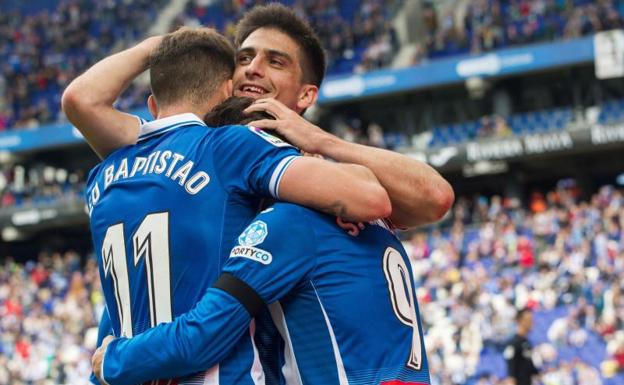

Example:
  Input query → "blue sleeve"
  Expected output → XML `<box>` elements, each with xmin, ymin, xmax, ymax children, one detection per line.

<box><xmin>211</xmin><ymin>125</ymin><xmax>300</xmax><ymax>198</ymax></box>
<box><xmin>101</xmin><ymin>289</ymin><xmax>251</xmax><ymax>385</ymax></box>
<box><xmin>223</xmin><ymin>204</ymin><xmax>317</xmax><ymax>303</ymax></box>
<box><xmin>100</xmin><ymin>204</ymin><xmax>317</xmax><ymax>385</ymax></box>
<box><xmin>90</xmin><ymin>310</ymin><xmax>113</xmax><ymax>385</ymax></box>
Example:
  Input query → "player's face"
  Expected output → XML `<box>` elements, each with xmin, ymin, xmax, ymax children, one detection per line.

<box><xmin>519</xmin><ymin>311</ymin><xmax>533</xmax><ymax>331</ymax></box>
<box><xmin>233</xmin><ymin>28</ymin><xmax>315</xmax><ymax>114</ymax></box>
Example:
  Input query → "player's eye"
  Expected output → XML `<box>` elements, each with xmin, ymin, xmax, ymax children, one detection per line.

<box><xmin>238</xmin><ymin>55</ymin><xmax>253</xmax><ymax>64</ymax></box>
<box><xmin>269</xmin><ymin>59</ymin><xmax>284</xmax><ymax>67</ymax></box>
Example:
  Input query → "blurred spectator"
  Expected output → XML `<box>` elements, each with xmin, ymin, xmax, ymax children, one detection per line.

<box><xmin>504</xmin><ymin>308</ymin><xmax>539</xmax><ymax>385</ymax></box>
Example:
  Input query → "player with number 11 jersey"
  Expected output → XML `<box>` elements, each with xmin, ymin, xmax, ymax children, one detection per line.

<box><xmin>86</xmin><ymin>114</ymin><xmax>301</xmax><ymax>384</ymax></box>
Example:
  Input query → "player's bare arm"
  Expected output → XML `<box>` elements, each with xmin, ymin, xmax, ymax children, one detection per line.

<box><xmin>246</xmin><ymin>98</ymin><xmax>455</xmax><ymax>228</ymax></box>
<box><xmin>62</xmin><ymin>36</ymin><xmax>162</xmax><ymax>159</ymax></box>
<box><xmin>279</xmin><ymin>157</ymin><xmax>392</xmax><ymax>222</ymax></box>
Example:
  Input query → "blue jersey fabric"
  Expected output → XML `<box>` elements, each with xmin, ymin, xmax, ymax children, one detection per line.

<box><xmin>102</xmin><ymin>202</ymin><xmax>430</xmax><ymax>385</ymax></box>
<box><xmin>86</xmin><ymin>113</ymin><xmax>300</xmax><ymax>385</ymax></box>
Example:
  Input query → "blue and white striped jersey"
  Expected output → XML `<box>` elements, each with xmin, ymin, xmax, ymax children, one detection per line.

<box><xmin>86</xmin><ymin>113</ymin><xmax>300</xmax><ymax>385</ymax></box>
<box><xmin>101</xmin><ymin>202</ymin><xmax>430</xmax><ymax>385</ymax></box>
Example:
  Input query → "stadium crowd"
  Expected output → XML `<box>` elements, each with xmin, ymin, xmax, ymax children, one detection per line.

<box><xmin>1</xmin><ymin>179</ymin><xmax>623</xmax><ymax>384</ymax></box>
<box><xmin>0</xmin><ymin>251</ymin><xmax>103</xmax><ymax>385</ymax></box>
<box><xmin>406</xmin><ymin>181</ymin><xmax>624</xmax><ymax>385</ymax></box>
<box><xmin>0</xmin><ymin>0</ymin><xmax>166</xmax><ymax>131</ymax></box>
<box><xmin>420</xmin><ymin>0</ymin><xmax>624</xmax><ymax>61</ymax></box>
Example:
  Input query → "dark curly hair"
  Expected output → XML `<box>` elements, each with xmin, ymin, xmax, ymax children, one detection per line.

<box><xmin>203</xmin><ymin>96</ymin><xmax>271</xmax><ymax>126</ymax></box>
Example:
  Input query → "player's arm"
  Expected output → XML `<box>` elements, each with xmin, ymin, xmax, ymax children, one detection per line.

<box><xmin>90</xmin><ymin>310</ymin><xmax>113</xmax><ymax>385</ymax></box>
<box><xmin>94</xmin><ymin>207</ymin><xmax>315</xmax><ymax>385</ymax></box>
<box><xmin>96</xmin><ymin>288</ymin><xmax>253</xmax><ymax>385</ymax></box>
<box><xmin>246</xmin><ymin>98</ymin><xmax>455</xmax><ymax>228</ymax></box>
<box><xmin>278</xmin><ymin>157</ymin><xmax>391</xmax><ymax>222</ymax></box>
<box><xmin>61</xmin><ymin>36</ymin><xmax>162</xmax><ymax>159</ymax></box>
<box><xmin>213</xmin><ymin>127</ymin><xmax>391</xmax><ymax>222</ymax></box>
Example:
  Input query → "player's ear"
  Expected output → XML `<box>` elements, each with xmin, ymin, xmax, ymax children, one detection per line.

<box><xmin>296</xmin><ymin>84</ymin><xmax>318</xmax><ymax>113</ymax></box>
<box><xmin>214</xmin><ymin>79</ymin><xmax>232</xmax><ymax>104</ymax></box>
<box><xmin>147</xmin><ymin>94</ymin><xmax>158</xmax><ymax>119</ymax></box>
<box><xmin>225</xmin><ymin>79</ymin><xmax>233</xmax><ymax>97</ymax></box>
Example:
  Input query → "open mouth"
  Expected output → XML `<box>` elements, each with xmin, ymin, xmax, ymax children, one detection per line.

<box><xmin>237</xmin><ymin>84</ymin><xmax>270</xmax><ymax>98</ymax></box>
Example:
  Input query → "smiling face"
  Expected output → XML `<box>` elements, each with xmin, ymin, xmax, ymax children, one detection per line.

<box><xmin>232</xmin><ymin>27</ymin><xmax>317</xmax><ymax>114</ymax></box>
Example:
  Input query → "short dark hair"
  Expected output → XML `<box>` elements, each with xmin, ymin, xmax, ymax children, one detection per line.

<box><xmin>203</xmin><ymin>96</ymin><xmax>271</xmax><ymax>126</ymax></box>
<box><xmin>235</xmin><ymin>3</ymin><xmax>326</xmax><ymax>87</ymax></box>
<box><xmin>516</xmin><ymin>307</ymin><xmax>532</xmax><ymax>321</ymax></box>
<box><xmin>150</xmin><ymin>27</ymin><xmax>235</xmax><ymax>108</ymax></box>
<box><xmin>204</xmin><ymin>96</ymin><xmax>289</xmax><ymax>142</ymax></box>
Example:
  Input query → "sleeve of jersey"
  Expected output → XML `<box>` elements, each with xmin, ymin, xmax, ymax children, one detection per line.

<box><xmin>101</xmin><ymin>289</ymin><xmax>251</xmax><ymax>385</ymax></box>
<box><xmin>221</xmin><ymin>205</ymin><xmax>317</xmax><ymax>304</ymax></box>
<box><xmin>90</xmin><ymin>311</ymin><xmax>113</xmax><ymax>385</ymax></box>
<box><xmin>211</xmin><ymin>126</ymin><xmax>301</xmax><ymax>199</ymax></box>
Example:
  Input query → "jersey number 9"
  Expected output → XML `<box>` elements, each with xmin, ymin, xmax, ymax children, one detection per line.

<box><xmin>383</xmin><ymin>247</ymin><xmax>423</xmax><ymax>370</ymax></box>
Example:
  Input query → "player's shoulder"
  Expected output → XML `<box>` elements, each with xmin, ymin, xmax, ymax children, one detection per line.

<box><xmin>86</xmin><ymin>163</ymin><xmax>102</xmax><ymax>188</ymax></box>
<box><xmin>260</xmin><ymin>202</ymin><xmax>326</xmax><ymax>224</ymax></box>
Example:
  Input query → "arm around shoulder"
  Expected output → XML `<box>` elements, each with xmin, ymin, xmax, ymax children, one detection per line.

<box><xmin>277</xmin><ymin>157</ymin><xmax>392</xmax><ymax>223</ymax></box>
<box><xmin>315</xmin><ymin>134</ymin><xmax>454</xmax><ymax>228</ymax></box>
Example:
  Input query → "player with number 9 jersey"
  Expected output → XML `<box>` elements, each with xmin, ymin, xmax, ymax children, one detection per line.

<box><xmin>99</xmin><ymin>202</ymin><xmax>431</xmax><ymax>385</ymax></box>
<box><xmin>86</xmin><ymin>113</ymin><xmax>301</xmax><ymax>384</ymax></box>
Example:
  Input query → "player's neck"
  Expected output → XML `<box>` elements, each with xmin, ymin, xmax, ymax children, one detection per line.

<box><xmin>156</xmin><ymin>106</ymin><xmax>204</xmax><ymax>121</ymax></box>
<box><xmin>156</xmin><ymin>97</ymin><xmax>222</xmax><ymax>122</ymax></box>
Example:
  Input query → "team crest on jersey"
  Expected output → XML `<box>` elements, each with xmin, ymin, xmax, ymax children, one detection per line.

<box><xmin>238</xmin><ymin>220</ymin><xmax>268</xmax><ymax>246</ymax></box>
<box><xmin>248</xmin><ymin>126</ymin><xmax>292</xmax><ymax>147</ymax></box>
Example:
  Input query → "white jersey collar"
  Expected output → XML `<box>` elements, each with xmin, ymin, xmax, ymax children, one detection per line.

<box><xmin>138</xmin><ymin>113</ymin><xmax>205</xmax><ymax>141</ymax></box>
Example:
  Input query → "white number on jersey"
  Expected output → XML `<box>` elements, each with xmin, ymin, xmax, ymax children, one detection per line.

<box><xmin>382</xmin><ymin>247</ymin><xmax>422</xmax><ymax>370</ymax></box>
<box><xmin>102</xmin><ymin>212</ymin><xmax>172</xmax><ymax>337</ymax></box>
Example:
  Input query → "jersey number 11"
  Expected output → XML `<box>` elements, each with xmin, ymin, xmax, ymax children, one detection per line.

<box><xmin>101</xmin><ymin>212</ymin><xmax>172</xmax><ymax>337</ymax></box>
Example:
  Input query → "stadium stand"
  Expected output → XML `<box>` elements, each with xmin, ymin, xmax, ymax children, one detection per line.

<box><xmin>0</xmin><ymin>0</ymin><xmax>167</xmax><ymax>131</ymax></box>
<box><xmin>0</xmin><ymin>164</ymin><xmax>85</xmax><ymax>209</ymax></box>
<box><xmin>0</xmin><ymin>250</ymin><xmax>102</xmax><ymax>385</ymax></box>
<box><xmin>405</xmin><ymin>183</ymin><xmax>624</xmax><ymax>385</ymax></box>
<box><xmin>419</xmin><ymin>0</ymin><xmax>624</xmax><ymax>62</ymax></box>
<box><xmin>427</xmin><ymin>106</ymin><xmax>575</xmax><ymax>148</ymax></box>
